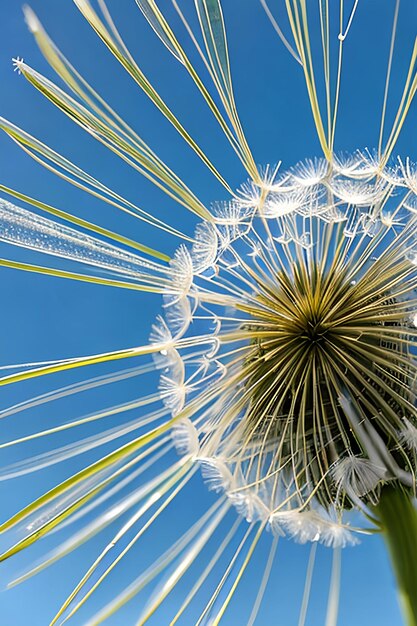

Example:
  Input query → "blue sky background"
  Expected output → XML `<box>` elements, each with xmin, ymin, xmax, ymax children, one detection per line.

<box><xmin>0</xmin><ymin>1</ymin><xmax>416</xmax><ymax>624</ymax></box>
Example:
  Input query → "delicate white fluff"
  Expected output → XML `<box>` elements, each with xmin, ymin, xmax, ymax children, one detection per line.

<box><xmin>188</xmin><ymin>354</ymin><xmax>225</xmax><ymax>392</ymax></box>
<box><xmin>269</xmin><ymin>510</ymin><xmax>321</xmax><ymax>544</ymax></box>
<box><xmin>332</xmin><ymin>455</ymin><xmax>387</xmax><ymax>498</ymax></box>
<box><xmin>149</xmin><ymin>316</ymin><xmax>175</xmax><ymax>370</ymax></box>
<box><xmin>171</xmin><ymin>419</ymin><xmax>200</xmax><ymax>457</ymax></box>
<box><xmin>12</xmin><ymin>57</ymin><xmax>25</xmax><ymax>74</ymax></box>
<box><xmin>158</xmin><ymin>348</ymin><xmax>186</xmax><ymax>415</ymax></box>
<box><xmin>361</xmin><ymin>214</ymin><xmax>382</xmax><ymax>237</ymax></box>
<box><xmin>291</xmin><ymin>157</ymin><xmax>329</xmax><ymax>186</ymax></box>
<box><xmin>199</xmin><ymin>457</ymin><xmax>234</xmax><ymax>493</ymax></box>
<box><xmin>159</xmin><ymin>374</ymin><xmax>186</xmax><ymax>415</ymax></box>
<box><xmin>163</xmin><ymin>296</ymin><xmax>193</xmax><ymax>340</ymax></box>
<box><xmin>150</xmin><ymin>299</ymin><xmax>192</xmax><ymax>357</ymax></box>
<box><xmin>333</xmin><ymin>151</ymin><xmax>380</xmax><ymax>178</ymax></box>
<box><xmin>191</xmin><ymin>222</ymin><xmax>219</xmax><ymax>274</ymax></box>
<box><xmin>214</xmin><ymin>199</ymin><xmax>254</xmax><ymax>223</ymax></box>
<box><xmin>149</xmin><ymin>315</ymin><xmax>173</xmax><ymax>346</ymax></box>
<box><xmin>213</xmin><ymin>200</ymin><xmax>254</xmax><ymax>243</ymax></box>
<box><xmin>234</xmin><ymin>179</ymin><xmax>263</xmax><ymax>209</ymax></box>
<box><xmin>159</xmin><ymin>346</ymin><xmax>185</xmax><ymax>381</ymax></box>
<box><xmin>399</xmin><ymin>157</ymin><xmax>417</xmax><ymax>194</ymax></box>
<box><xmin>399</xmin><ymin>418</ymin><xmax>417</xmax><ymax>451</ymax></box>
<box><xmin>227</xmin><ymin>491</ymin><xmax>270</xmax><ymax>524</ymax></box>
<box><xmin>256</xmin><ymin>163</ymin><xmax>283</xmax><ymax>192</ymax></box>
<box><xmin>311</xmin><ymin>505</ymin><xmax>360</xmax><ymax>548</ymax></box>
<box><xmin>404</xmin><ymin>193</ymin><xmax>417</xmax><ymax>214</ymax></box>
<box><xmin>262</xmin><ymin>190</ymin><xmax>308</xmax><ymax>218</ymax></box>
<box><xmin>318</xmin><ymin>520</ymin><xmax>359</xmax><ymax>548</ymax></box>
<box><xmin>329</xmin><ymin>178</ymin><xmax>387</xmax><ymax>206</ymax></box>
<box><xmin>267</xmin><ymin>513</ymin><xmax>286</xmax><ymax>537</ymax></box>
<box><xmin>269</xmin><ymin>509</ymin><xmax>358</xmax><ymax>548</ymax></box>
<box><xmin>168</xmin><ymin>245</ymin><xmax>194</xmax><ymax>300</ymax></box>
<box><xmin>317</xmin><ymin>203</ymin><xmax>345</xmax><ymax>223</ymax></box>
<box><xmin>259</xmin><ymin>172</ymin><xmax>296</xmax><ymax>193</ymax></box>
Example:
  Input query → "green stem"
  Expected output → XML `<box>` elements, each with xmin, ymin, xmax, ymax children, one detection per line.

<box><xmin>376</xmin><ymin>486</ymin><xmax>417</xmax><ymax>626</ymax></box>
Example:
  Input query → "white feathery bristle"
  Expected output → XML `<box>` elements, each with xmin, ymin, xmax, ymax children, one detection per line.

<box><xmin>259</xmin><ymin>171</ymin><xmax>296</xmax><ymax>193</ymax></box>
<box><xmin>267</xmin><ymin>513</ymin><xmax>286</xmax><ymax>537</ymax></box>
<box><xmin>333</xmin><ymin>153</ymin><xmax>362</xmax><ymax>176</ymax></box>
<box><xmin>149</xmin><ymin>316</ymin><xmax>174</xmax><ymax>369</ymax></box>
<box><xmin>257</xmin><ymin>162</ymin><xmax>282</xmax><ymax>188</ymax></box>
<box><xmin>247</xmin><ymin>240</ymin><xmax>263</xmax><ymax>258</ymax></box>
<box><xmin>333</xmin><ymin>151</ymin><xmax>379</xmax><ymax>178</ymax></box>
<box><xmin>318</xmin><ymin>520</ymin><xmax>359</xmax><ymax>548</ymax></box>
<box><xmin>353</xmin><ymin>150</ymin><xmax>382</xmax><ymax>176</ymax></box>
<box><xmin>404</xmin><ymin>193</ymin><xmax>417</xmax><ymax>214</ymax></box>
<box><xmin>400</xmin><ymin>157</ymin><xmax>417</xmax><ymax>194</ymax></box>
<box><xmin>191</xmin><ymin>222</ymin><xmax>218</xmax><ymax>274</ymax></box>
<box><xmin>149</xmin><ymin>315</ymin><xmax>173</xmax><ymax>346</ymax></box>
<box><xmin>199</xmin><ymin>457</ymin><xmax>234</xmax><ymax>493</ymax></box>
<box><xmin>269</xmin><ymin>508</ymin><xmax>359</xmax><ymax>547</ymax></box>
<box><xmin>332</xmin><ymin>455</ymin><xmax>387</xmax><ymax>498</ymax></box>
<box><xmin>214</xmin><ymin>200</ymin><xmax>253</xmax><ymax>242</ymax></box>
<box><xmin>214</xmin><ymin>200</ymin><xmax>241</xmax><ymax>223</ymax></box>
<box><xmin>380</xmin><ymin>210</ymin><xmax>403</xmax><ymax>228</ymax></box>
<box><xmin>399</xmin><ymin>418</ymin><xmax>417</xmax><ymax>451</ymax></box>
<box><xmin>163</xmin><ymin>296</ymin><xmax>192</xmax><ymax>340</ymax></box>
<box><xmin>168</xmin><ymin>245</ymin><xmax>193</xmax><ymax>300</ymax></box>
<box><xmin>171</xmin><ymin>419</ymin><xmax>200</xmax><ymax>457</ymax></box>
<box><xmin>158</xmin><ymin>347</ymin><xmax>186</xmax><ymax>415</ymax></box>
<box><xmin>262</xmin><ymin>190</ymin><xmax>307</xmax><ymax>218</ymax></box>
<box><xmin>311</xmin><ymin>504</ymin><xmax>360</xmax><ymax>548</ymax></box>
<box><xmin>270</xmin><ymin>510</ymin><xmax>321</xmax><ymax>544</ymax></box>
<box><xmin>234</xmin><ymin>179</ymin><xmax>263</xmax><ymax>209</ymax></box>
<box><xmin>159</xmin><ymin>374</ymin><xmax>186</xmax><ymax>416</ymax></box>
<box><xmin>317</xmin><ymin>203</ymin><xmax>345</xmax><ymax>223</ymax></box>
<box><xmin>227</xmin><ymin>491</ymin><xmax>269</xmax><ymax>523</ymax></box>
<box><xmin>291</xmin><ymin>157</ymin><xmax>328</xmax><ymax>187</ymax></box>
<box><xmin>329</xmin><ymin>178</ymin><xmax>386</xmax><ymax>206</ymax></box>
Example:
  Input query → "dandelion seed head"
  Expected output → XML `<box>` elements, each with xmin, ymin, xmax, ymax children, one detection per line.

<box><xmin>159</xmin><ymin>156</ymin><xmax>417</xmax><ymax>545</ymax></box>
<box><xmin>3</xmin><ymin>0</ymin><xmax>417</xmax><ymax>621</ymax></box>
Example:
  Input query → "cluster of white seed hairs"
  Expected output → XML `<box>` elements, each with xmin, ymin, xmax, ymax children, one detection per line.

<box><xmin>152</xmin><ymin>151</ymin><xmax>417</xmax><ymax>548</ymax></box>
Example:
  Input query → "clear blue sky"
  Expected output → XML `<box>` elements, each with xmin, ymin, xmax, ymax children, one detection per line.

<box><xmin>0</xmin><ymin>1</ymin><xmax>416</xmax><ymax>625</ymax></box>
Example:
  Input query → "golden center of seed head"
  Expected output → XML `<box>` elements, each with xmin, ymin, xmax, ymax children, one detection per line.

<box><xmin>241</xmin><ymin>256</ymin><xmax>415</xmax><ymax>482</ymax></box>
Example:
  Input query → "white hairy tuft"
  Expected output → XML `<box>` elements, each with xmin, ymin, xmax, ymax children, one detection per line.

<box><xmin>171</xmin><ymin>419</ymin><xmax>200</xmax><ymax>457</ymax></box>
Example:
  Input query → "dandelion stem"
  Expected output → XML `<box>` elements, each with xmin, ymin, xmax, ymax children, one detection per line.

<box><xmin>376</xmin><ymin>486</ymin><xmax>417</xmax><ymax>626</ymax></box>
